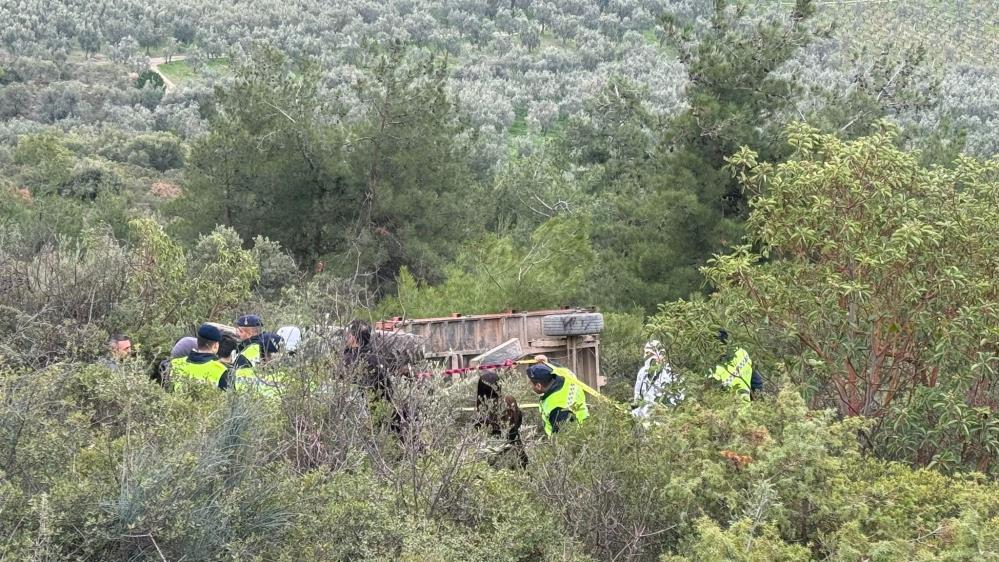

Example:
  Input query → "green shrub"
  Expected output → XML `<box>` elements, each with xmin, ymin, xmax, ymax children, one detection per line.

<box><xmin>13</xmin><ymin>132</ymin><xmax>74</xmax><ymax>189</ymax></box>
<box><xmin>59</xmin><ymin>158</ymin><xmax>125</xmax><ymax>200</ymax></box>
<box><xmin>251</xmin><ymin>235</ymin><xmax>299</xmax><ymax>299</ymax></box>
<box><xmin>123</xmin><ymin>132</ymin><xmax>185</xmax><ymax>171</ymax></box>
<box><xmin>662</xmin><ymin>518</ymin><xmax>811</xmax><ymax>562</ymax></box>
<box><xmin>135</xmin><ymin>70</ymin><xmax>164</xmax><ymax>90</ymax></box>
<box><xmin>380</xmin><ymin>215</ymin><xmax>594</xmax><ymax>318</ymax></box>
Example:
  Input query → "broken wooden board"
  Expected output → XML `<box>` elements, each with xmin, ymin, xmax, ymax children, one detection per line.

<box><xmin>470</xmin><ymin>338</ymin><xmax>523</xmax><ymax>367</ymax></box>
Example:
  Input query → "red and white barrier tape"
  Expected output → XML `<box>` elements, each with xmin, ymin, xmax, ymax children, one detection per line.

<box><xmin>414</xmin><ymin>359</ymin><xmax>517</xmax><ymax>379</ymax></box>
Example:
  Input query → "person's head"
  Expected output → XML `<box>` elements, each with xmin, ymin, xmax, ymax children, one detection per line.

<box><xmin>170</xmin><ymin>336</ymin><xmax>198</xmax><ymax>359</ymax></box>
<box><xmin>196</xmin><ymin>323</ymin><xmax>223</xmax><ymax>355</ymax></box>
<box><xmin>526</xmin><ymin>363</ymin><xmax>556</xmax><ymax>395</ymax></box>
<box><xmin>477</xmin><ymin>370</ymin><xmax>501</xmax><ymax>403</ymax></box>
<box><xmin>217</xmin><ymin>333</ymin><xmax>241</xmax><ymax>364</ymax></box>
<box><xmin>236</xmin><ymin>315</ymin><xmax>263</xmax><ymax>341</ymax></box>
<box><xmin>716</xmin><ymin>329</ymin><xmax>733</xmax><ymax>361</ymax></box>
<box><xmin>109</xmin><ymin>334</ymin><xmax>132</xmax><ymax>360</ymax></box>
<box><xmin>345</xmin><ymin>319</ymin><xmax>371</xmax><ymax>350</ymax></box>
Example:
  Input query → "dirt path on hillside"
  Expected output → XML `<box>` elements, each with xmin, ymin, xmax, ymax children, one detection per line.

<box><xmin>148</xmin><ymin>55</ymin><xmax>187</xmax><ymax>92</ymax></box>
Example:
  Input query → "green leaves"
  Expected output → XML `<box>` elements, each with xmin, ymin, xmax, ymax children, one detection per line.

<box><xmin>181</xmin><ymin>44</ymin><xmax>477</xmax><ymax>293</ymax></box>
<box><xmin>574</xmin><ymin>2</ymin><xmax>820</xmax><ymax>312</ymax></box>
<box><xmin>13</xmin><ymin>132</ymin><xmax>75</xmax><ymax>190</ymax></box>
<box><xmin>121</xmin><ymin>218</ymin><xmax>261</xmax><ymax>352</ymax></box>
<box><xmin>651</xmin><ymin>125</ymin><xmax>999</xmax><ymax>473</ymax></box>
<box><xmin>381</xmin><ymin>215</ymin><xmax>593</xmax><ymax>318</ymax></box>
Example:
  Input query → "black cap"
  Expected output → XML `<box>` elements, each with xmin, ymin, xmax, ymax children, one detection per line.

<box><xmin>237</xmin><ymin>314</ymin><xmax>263</xmax><ymax>328</ymax></box>
<box><xmin>262</xmin><ymin>332</ymin><xmax>284</xmax><ymax>354</ymax></box>
<box><xmin>197</xmin><ymin>323</ymin><xmax>223</xmax><ymax>342</ymax></box>
<box><xmin>526</xmin><ymin>363</ymin><xmax>555</xmax><ymax>385</ymax></box>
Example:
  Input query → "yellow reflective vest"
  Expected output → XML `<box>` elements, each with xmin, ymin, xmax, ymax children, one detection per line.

<box><xmin>539</xmin><ymin>369</ymin><xmax>590</xmax><ymax>436</ymax></box>
<box><xmin>169</xmin><ymin>355</ymin><xmax>227</xmax><ymax>391</ymax></box>
<box><xmin>710</xmin><ymin>347</ymin><xmax>753</xmax><ymax>402</ymax></box>
<box><xmin>237</xmin><ymin>342</ymin><xmax>262</xmax><ymax>367</ymax></box>
<box><xmin>231</xmin><ymin>341</ymin><xmax>284</xmax><ymax>396</ymax></box>
<box><xmin>231</xmin><ymin>369</ymin><xmax>285</xmax><ymax>397</ymax></box>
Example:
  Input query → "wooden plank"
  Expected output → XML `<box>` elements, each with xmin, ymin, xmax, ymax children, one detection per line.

<box><xmin>470</xmin><ymin>338</ymin><xmax>524</xmax><ymax>366</ymax></box>
<box><xmin>528</xmin><ymin>338</ymin><xmax>567</xmax><ymax>348</ymax></box>
<box><xmin>421</xmin><ymin>349</ymin><xmax>487</xmax><ymax>358</ymax></box>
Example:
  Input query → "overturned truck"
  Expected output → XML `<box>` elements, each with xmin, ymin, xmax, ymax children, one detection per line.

<box><xmin>376</xmin><ymin>308</ymin><xmax>604</xmax><ymax>388</ymax></box>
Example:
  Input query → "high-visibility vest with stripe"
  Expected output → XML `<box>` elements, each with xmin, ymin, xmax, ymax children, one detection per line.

<box><xmin>539</xmin><ymin>371</ymin><xmax>590</xmax><ymax>436</ymax></box>
<box><xmin>169</xmin><ymin>356</ymin><xmax>227</xmax><ymax>390</ymax></box>
<box><xmin>237</xmin><ymin>342</ymin><xmax>262</xmax><ymax>368</ymax></box>
<box><xmin>231</xmin><ymin>367</ymin><xmax>284</xmax><ymax>397</ymax></box>
<box><xmin>711</xmin><ymin>347</ymin><xmax>753</xmax><ymax>402</ymax></box>
<box><xmin>232</xmin><ymin>342</ymin><xmax>283</xmax><ymax>396</ymax></box>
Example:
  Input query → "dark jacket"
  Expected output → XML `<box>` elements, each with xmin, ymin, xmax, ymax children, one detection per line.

<box><xmin>476</xmin><ymin>394</ymin><xmax>527</xmax><ymax>468</ymax></box>
<box><xmin>343</xmin><ymin>346</ymin><xmax>392</xmax><ymax>401</ymax></box>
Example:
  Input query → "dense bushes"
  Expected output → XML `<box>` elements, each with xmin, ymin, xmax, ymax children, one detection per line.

<box><xmin>649</xmin><ymin>124</ymin><xmax>999</xmax><ymax>475</ymax></box>
<box><xmin>2</xmin><ymin>358</ymin><xmax>997</xmax><ymax>560</ymax></box>
<box><xmin>115</xmin><ymin>132</ymin><xmax>186</xmax><ymax>171</ymax></box>
<box><xmin>0</xmin><ymin>1</ymin><xmax>996</xmax><ymax>559</ymax></box>
<box><xmin>3</xmin><ymin>109</ymin><xmax>997</xmax><ymax>561</ymax></box>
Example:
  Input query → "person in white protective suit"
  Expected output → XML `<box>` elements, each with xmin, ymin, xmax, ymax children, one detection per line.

<box><xmin>632</xmin><ymin>340</ymin><xmax>682</xmax><ymax>418</ymax></box>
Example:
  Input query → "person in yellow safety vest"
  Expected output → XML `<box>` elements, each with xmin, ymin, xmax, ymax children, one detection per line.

<box><xmin>709</xmin><ymin>330</ymin><xmax>755</xmax><ymax>402</ymax></box>
<box><xmin>169</xmin><ymin>323</ymin><xmax>229</xmax><ymax>391</ymax></box>
<box><xmin>225</xmin><ymin>315</ymin><xmax>284</xmax><ymax>396</ymax></box>
<box><xmin>234</xmin><ymin>314</ymin><xmax>265</xmax><ymax>372</ymax></box>
<box><xmin>229</xmin><ymin>356</ymin><xmax>284</xmax><ymax>396</ymax></box>
<box><xmin>526</xmin><ymin>362</ymin><xmax>590</xmax><ymax>436</ymax></box>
